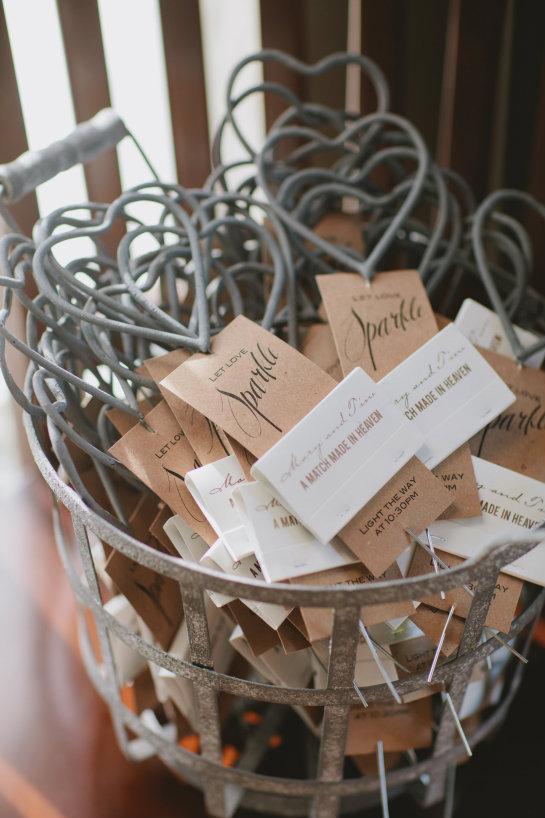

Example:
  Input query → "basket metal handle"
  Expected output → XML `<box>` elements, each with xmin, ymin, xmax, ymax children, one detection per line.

<box><xmin>0</xmin><ymin>108</ymin><xmax>128</xmax><ymax>203</ymax></box>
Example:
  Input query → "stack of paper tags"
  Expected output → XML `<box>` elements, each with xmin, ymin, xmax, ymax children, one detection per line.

<box><xmin>105</xmin><ymin>267</ymin><xmax>544</xmax><ymax>762</ymax></box>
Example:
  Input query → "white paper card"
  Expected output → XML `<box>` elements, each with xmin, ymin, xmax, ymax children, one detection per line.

<box><xmin>455</xmin><ymin>298</ymin><xmax>545</xmax><ymax>368</ymax></box>
<box><xmin>163</xmin><ymin>514</ymin><xmax>209</xmax><ymax>562</ymax></box>
<box><xmin>368</xmin><ymin>618</ymin><xmax>426</xmax><ymax>647</ymax></box>
<box><xmin>251</xmin><ymin>367</ymin><xmax>424</xmax><ymax>543</ymax></box>
<box><xmin>200</xmin><ymin>539</ymin><xmax>291</xmax><ymax>629</ymax></box>
<box><xmin>381</xmin><ymin>324</ymin><xmax>516</xmax><ymax>469</ymax></box>
<box><xmin>229</xmin><ymin>625</ymin><xmax>313</xmax><ymax>688</ymax></box>
<box><xmin>232</xmin><ymin>481</ymin><xmax>358</xmax><ymax>582</ymax></box>
<box><xmin>185</xmin><ymin>455</ymin><xmax>254</xmax><ymax>559</ymax></box>
<box><xmin>163</xmin><ymin>517</ymin><xmax>232</xmax><ymax>608</ymax></box>
<box><xmin>427</xmin><ymin>456</ymin><xmax>545</xmax><ymax>585</ymax></box>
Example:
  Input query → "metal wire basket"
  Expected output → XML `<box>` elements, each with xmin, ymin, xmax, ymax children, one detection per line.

<box><xmin>1</xmin><ymin>52</ymin><xmax>545</xmax><ymax>818</ymax></box>
<box><xmin>33</xmin><ymin>442</ymin><xmax>545</xmax><ymax>818</ymax></box>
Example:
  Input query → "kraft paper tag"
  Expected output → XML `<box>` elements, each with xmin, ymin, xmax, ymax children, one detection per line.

<box><xmin>427</xmin><ymin>456</ymin><xmax>545</xmax><ymax>586</ymax></box>
<box><xmin>225</xmin><ymin>434</ymin><xmax>257</xmax><ymax>481</ymax></box>
<box><xmin>409</xmin><ymin>604</ymin><xmax>465</xmax><ymax>656</ymax></box>
<box><xmin>434</xmin><ymin>313</ymin><xmax>452</xmax><ymax>330</ymax></box>
<box><xmin>143</xmin><ymin>348</ymin><xmax>191</xmax><ymax>380</ymax></box>
<box><xmin>432</xmin><ymin>443</ymin><xmax>482</xmax><ymax>520</ymax></box>
<box><xmin>144</xmin><ymin>348</ymin><xmax>232</xmax><ymax>465</ymax></box>
<box><xmin>105</xmin><ymin>512</ymin><xmax>183</xmax><ymax>650</ymax></box>
<box><xmin>227</xmin><ymin>599</ymin><xmax>281</xmax><ymax>656</ymax></box>
<box><xmin>125</xmin><ymin>494</ymin><xmax>165</xmax><ymax>548</ymax></box>
<box><xmin>163</xmin><ymin>514</ymin><xmax>209</xmax><ymax>563</ymax></box>
<box><xmin>381</xmin><ymin>324</ymin><xmax>516</xmax><ymax>469</ymax></box>
<box><xmin>470</xmin><ymin>348</ymin><xmax>545</xmax><ymax>481</ymax></box>
<box><xmin>108</xmin><ymin>400</ymin><xmax>215</xmax><ymax>544</ymax></box>
<box><xmin>301</xmin><ymin>321</ymin><xmax>343</xmax><ymax>382</ymax></box>
<box><xmin>232</xmin><ymin>480</ymin><xmax>357</xmax><ymax>582</ymax></box>
<box><xmin>159</xmin><ymin>315</ymin><xmax>336</xmax><ymax>459</ymax></box>
<box><xmin>389</xmin><ymin>633</ymin><xmax>437</xmax><ymax>676</ymax></box>
<box><xmin>345</xmin><ymin>697</ymin><xmax>433</xmax><ymax>755</ymax></box>
<box><xmin>455</xmin><ymin>298</ymin><xmax>545</xmax><ymax>368</ymax></box>
<box><xmin>291</xmin><ymin>562</ymin><xmax>416</xmax><ymax>643</ymax></box>
<box><xmin>407</xmin><ymin>544</ymin><xmax>523</xmax><ymax>633</ymax></box>
<box><xmin>185</xmin><ymin>455</ymin><xmax>254</xmax><ymax>560</ymax></box>
<box><xmin>317</xmin><ymin>270</ymin><xmax>438</xmax><ymax>380</ymax></box>
<box><xmin>277</xmin><ymin>618</ymin><xmax>311</xmax><ymax>654</ymax></box>
<box><xmin>338</xmin><ymin>456</ymin><xmax>452</xmax><ymax>577</ymax></box>
<box><xmin>312</xmin><ymin>634</ymin><xmax>398</xmax><ymax>689</ymax></box>
<box><xmin>389</xmin><ymin>634</ymin><xmax>441</xmax><ymax>702</ymax></box>
<box><xmin>351</xmin><ymin>752</ymin><xmax>403</xmax><ymax>777</ymax></box>
<box><xmin>313</xmin><ymin>212</ymin><xmax>365</xmax><ymax>256</ymax></box>
<box><xmin>106</xmin><ymin>396</ymin><xmax>160</xmax><ymax>435</ymax></box>
<box><xmin>149</xmin><ymin>505</ymin><xmax>179</xmax><ymax>556</ymax></box>
<box><xmin>251</xmin><ymin>367</ymin><xmax>425</xmax><ymax>543</ymax></box>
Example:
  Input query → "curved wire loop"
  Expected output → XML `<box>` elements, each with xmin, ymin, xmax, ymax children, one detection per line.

<box><xmin>0</xmin><ymin>48</ymin><xmax>543</xmax><ymax>537</ymax></box>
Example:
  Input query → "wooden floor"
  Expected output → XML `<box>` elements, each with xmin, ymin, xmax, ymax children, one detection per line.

<box><xmin>1</xmin><ymin>476</ymin><xmax>544</xmax><ymax>818</ymax></box>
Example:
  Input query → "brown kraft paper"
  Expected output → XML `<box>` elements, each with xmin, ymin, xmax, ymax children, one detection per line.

<box><xmin>159</xmin><ymin>315</ymin><xmax>336</xmax><ymax>458</ymax></box>
<box><xmin>106</xmin><ymin>395</ymin><xmax>160</xmax><ymax>435</ymax></box>
<box><xmin>317</xmin><ymin>270</ymin><xmax>439</xmax><ymax>380</ymax></box>
<box><xmin>389</xmin><ymin>634</ymin><xmax>442</xmax><ymax>702</ymax></box>
<box><xmin>345</xmin><ymin>697</ymin><xmax>433</xmax><ymax>755</ymax></box>
<box><xmin>312</xmin><ymin>212</ymin><xmax>365</xmax><ymax>256</ymax></box>
<box><xmin>409</xmin><ymin>604</ymin><xmax>466</xmax><ymax>657</ymax></box>
<box><xmin>433</xmin><ymin>443</ymin><xmax>482</xmax><ymax>520</ymax></box>
<box><xmin>227</xmin><ymin>599</ymin><xmax>281</xmax><ymax>656</ymax></box>
<box><xmin>470</xmin><ymin>348</ymin><xmax>545</xmax><ymax>480</ymax></box>
<box><xmin>108</xmin><ymin>400</ymin><xmax>216</xmax><ymax>544</ymax></box>
<box><xmin>301</xmin><ymin>321</ymin><xmax>343</xmax><ymax>382</ymax></box>
<box><xmin>339</xmin><ymin>456</ymin><xmax>452</xmax><ymax>576</ymax></box>
<box><xmin>407</xmin><ymin>546</ymin><xmax>522</xmax><ymax>634</ymax></box>
<box><xmin>105</xmin><ymin>498</ymin><xmax>184</xmax><ymax>650</ymax></box>
<box><xmin>144</xmin><ymin>348</ymin><xmax>232</xmax><ymax>464</ymax></box>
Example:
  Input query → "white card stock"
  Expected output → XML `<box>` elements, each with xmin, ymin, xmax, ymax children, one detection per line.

<box><xmin>163</xmin><ymin>514</ymin><xmax>209</xmax><ymax>563</ymax></box>
<box><xmin>232</xmin><ymin>481</ymin><xmax>358</xmax><ymax>582</ymax></box>
<box><xmin>251</xmin><ymin>367</ymin><xmax>424</xmax><ymax>543</ymax></box>
<box><xmin>381</xmin><ymin>324</ymin><xmax>516</xmax><ymax>469</ymax></box>
<box><xmin>229</xmin><ymin>625</ymin><xmax>313</xmax><ymax>688</ymax></box>
<box><xmin>455</xmin><ymin>298</ymin><xmax>545</xmax><ymax>368</ymax></box>
<box><xmin>311</xmin><ymin>635</ymin><xmax>398</xmax><ymax>689</ymax></box>
<box><xmin>156</xmin><ymin>599</ymin><xmax>234</xmax><ymax>729</ymax></box>
<box><xmin>185</xmin><ymin>455</ymin><xmax>254</xmax><ymax>559</ymax></box>
<box><xmin>200</xmin><ymin>539</ymin><xmax>291</xmax><ymax>629</ymax></box>
<box><xmin>427</xmin><ymin>456</ymin><xmax>545</xmax><ymax>585</ymax></box>
<box><xmin>162</xmin><ymin>516</ymin><xmax>234</xmax><ymax>608</ymax></box>
<box><xmin>104</xmin><ymin>595</ymin><xmax>146</xmax><ymax>685</ymax></box>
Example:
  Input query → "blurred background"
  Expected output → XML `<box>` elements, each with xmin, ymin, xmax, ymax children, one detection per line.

<box><xmin>0</xmin><ymin>1</ymin><xmax>544</xmax><ymax>817</ymax></box>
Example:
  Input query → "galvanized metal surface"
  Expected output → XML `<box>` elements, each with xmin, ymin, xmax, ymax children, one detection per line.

<box><xmin>1</xmin><ymin>50</ymin><xmax>545</xmax><ymax>818</ymax></box>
